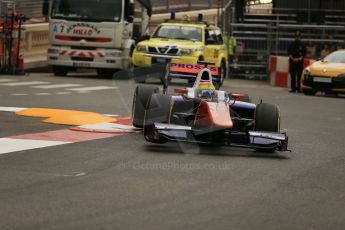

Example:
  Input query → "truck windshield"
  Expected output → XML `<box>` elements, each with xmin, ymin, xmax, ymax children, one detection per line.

<box><xmin>51</xmin><ymin>0</ymin><xmax>122</xmax><ymax>22</ymax></box>
<box><xmin>153</xmin><ymin>25</ymin><xmax>203</xmax><ymax>42</ymax></box>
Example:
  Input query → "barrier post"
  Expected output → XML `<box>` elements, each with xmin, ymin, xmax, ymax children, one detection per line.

<box><xmin>0</xmin><ymin>1</ymin><xmax>26</xmax><ymax>75</ymax></box>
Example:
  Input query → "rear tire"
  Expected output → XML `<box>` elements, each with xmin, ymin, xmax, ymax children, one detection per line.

<box><xmin>254</xmin><ymin>103</ymin><xmax>280</xmax><ymax>153</ymax></box>
<box><xmin>52</xmin><ymin>66</ymin><xmax>68</xmax><ymax>76</ymax></box>
<box><xmin>144</xmin><ymin>94</ymin><xmax>171</xmax><ymax>143</ymax></box>
<box><xmin>132</xmin><ymin>85</ymin><xmax>160</xmax><ymax>128</ymax></box>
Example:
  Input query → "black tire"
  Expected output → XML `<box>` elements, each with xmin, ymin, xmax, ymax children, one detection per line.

<box><xmin>302</xmin><ymin>89</ymin><xmax>316</xmax><ymax>96</ymax></box>
<box><xmin>52</xmin><ymin>66</ymin><xmax>68</xmax><ymax>76</ymax></box>
<box><xmin>254</xmin><ymin>103</ymin><xmax>280</xmax><ymax>132</ymax></box>
<box><xmin>97</xmin><ymin>68</ymin><xmax>118</xmax><ymax>77</ymax></box>
<box><xmin>215</xmin><ymin>61</ymin><xmax>227</xmax><ymax>90</ymax></box>
<box><xmin>144</xmin><ymin>94</ymin><xmax>171</xmax><ymax>143</ymax></box>
<box><xmin>254</xmin><ymin>103</ymin><xmax>281</xmax><ymax>153</ymax></box>
<box><xmin>132</xmin><ymin>85</ymin><xmax>159</xmax><ymax>128</ymax></box>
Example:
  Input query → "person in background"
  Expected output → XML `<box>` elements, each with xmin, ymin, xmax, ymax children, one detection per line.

<box><xmin>320</xmin><ymin>44</ymin><xmax>331</xmax><ymax>59</ymax></box>
<box><xmin>325</xmin><ymin>34</ymin><xmax>336</xmax><ymax>52</ymax></box>
<box><xmin>288</xmin><ymin>31</ymin><xmax>306</xmax><ymax>93</ymax></box>
<box><xmin>225</xmin><ymin>34</ymin><xmax>237</xmax><ymax>66</ymax></box>
<box><xmin>336</xmin><ymin>43</ymin><xmax>343</xmax><ymax>51</ymax></box>
<box><xmin>235</xmin><ymin>0</ymin><xmax>246</xmax><ymax>23</ymax></box>
<box><xmin>305</xmin><ymin>41</ymin><xmax>317</xmax><ymax>59</ymax></box>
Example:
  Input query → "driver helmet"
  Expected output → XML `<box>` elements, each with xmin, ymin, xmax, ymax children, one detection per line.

<box><xmin>197</xmin><ymin>82</ymin><xmax>216</xmax><ymax>100</ymax></box>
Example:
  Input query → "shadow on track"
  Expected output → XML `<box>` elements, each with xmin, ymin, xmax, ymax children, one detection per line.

<box><xmin>144</xmin><ymin>144</ymin><xmax>289</xmax><ymax>160</ymax></box>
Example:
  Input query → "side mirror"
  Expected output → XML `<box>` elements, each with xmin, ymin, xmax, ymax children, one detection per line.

<box><xmin>136</xmin><ymin>34</ymin><xmax>150</xmax><ymax>44</ymax></box>
<box><xmin>126</xmin><ymin>2</ymin><xmax>135</xmax><ymax>23</ymax></box>
<box><xmin>42</xmin><ymin>0</ymin><xmax>49</xmax><ymax>16</ymax></box>
<box><xmin>126</xmin><ymin>16</ymin><xmax>134</xmax><ymax>23</ymax></box>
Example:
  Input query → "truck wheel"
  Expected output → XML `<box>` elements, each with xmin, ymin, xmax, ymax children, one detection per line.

<box><xmin>143</xmin><ymin>94</ymin><xmax>171</xmax><ymax>143</ymax></box>
<box><xmin>96</xmin><ymin>68</ymin><xmax>118</xmax><ymax>77</ymax></box>
<box><xmin>52</xmin><ymin>66</ymin><xmax>68</xmax><ymax>76</ymax></box>
<box><xmin>132</xmin><ymin>85</ymin><xmax>159</xmax><ymax>128</ymax></box>
<box><xmin>254</xmin><ymin>103</ymin><xmax>280</xmax><ymax>153</ymax></box>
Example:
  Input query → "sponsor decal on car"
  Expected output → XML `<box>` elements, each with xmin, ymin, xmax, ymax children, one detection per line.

<box><xmin>169</xmin><ymin>63</ymin><xmax>219</xmax><ymax>76</ymax></box>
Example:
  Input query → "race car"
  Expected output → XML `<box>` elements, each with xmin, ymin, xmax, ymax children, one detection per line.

<box><xmin>132</xmin><ymin>62</ymin><xmax>289</xmax><ymax>153</ymax></box>
<box><xmin>301</xmin><ymin>50</ymin><xmax>345</xmax><ymax>95</ymax></box>
<box><xmin>132</xmin><ymin>13</ymin><xmax>228</xmax><ymax>88</ymax></box>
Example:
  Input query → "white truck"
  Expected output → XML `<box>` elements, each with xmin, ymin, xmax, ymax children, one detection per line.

<box><xmin>43</xmin><ymin>0</ymin><xmax>152</xmax><ymax>76</ymax></box>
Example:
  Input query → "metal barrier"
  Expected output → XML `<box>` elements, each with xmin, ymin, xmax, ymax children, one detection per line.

<box><xmin>229</xmin><ymin>21</ymin><xmax>345</xmax><ymax>80</ymax></box>
<box><xmin>1</xmin><ymin>0</ymin><xmax>27</xmax><ymax>74</ymax></box>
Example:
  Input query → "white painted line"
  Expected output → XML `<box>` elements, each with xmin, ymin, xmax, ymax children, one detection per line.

<box><xmin>32</xmin><ymin>84</ymin><xmax>83</xmax><ymax>89</ymax></box>
<box><xmin>0</xmin><ymin>107</ymin><xmax>27</xmax><ymax>112</ymax></box>
<box><xmin>77</xmin><ymin>122</ymin><xmax>140</xmax><ymax>132</ymax></box>
<box><xmin>68</xmin><ymin>86</ymin><xmax>118</xmax><ymax>92</ymax></box>
<box><xmin>0</xmin><ymin>79</ymin><xmax>16</xmax><ymax>82</ymax></box>
<box><xmin>12</xmin><ymin>93</ymin><xmax>28</xmax><ymax>96</ymax></box>
<box><xmin>56</xmin><ymin>92</ymin><xmax>72</xmax><ymax>95</ymax></box>
<box><xmin>0</xmin><ymin>81</ymin><xmax>50</xmax><ymax>86</ymax></box>
<box><xmin>35</xmin><ymin>93</ymin><xmax>51</xmax><ymax>96</ymax></box>
<box><xmin>103</xmin><ymin>114</ymin><xmax>120</xmax><ymax>117</ymax></box>
<box><xmin>0</xmin><ymin>138</ymin><xmax>70</xmax><ymax>155</ymax></box>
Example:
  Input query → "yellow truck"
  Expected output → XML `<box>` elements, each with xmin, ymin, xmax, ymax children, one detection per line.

<box><xmin>132</xmin><ymin>14</ymin><xmax>228</xmax><ymax>88</ymax></box>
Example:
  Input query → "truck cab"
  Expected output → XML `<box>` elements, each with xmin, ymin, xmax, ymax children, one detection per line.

<box><xmin>44</xmin><ymin>0</ymin><xmax>150</xmax><ymax>76</ymax></box>
<box><xmin>132</xmin><ymin>15</ymin><xmax>228</xmax><ymax>84</ymax></box>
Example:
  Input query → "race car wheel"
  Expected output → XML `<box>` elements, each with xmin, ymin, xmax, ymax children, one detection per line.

<box><xmin>132</xmin><ymin>85</ymin><xmax>160</xmax><ymax>128</ymax></box>
<box><xmin>302</xmin><ymin>89</ymin><xmax>317</xmax><ymax>96</ymax></box>
<box><xmin>254</xmin><ymin>103</ymin><xmax>280</xmax><ymax>132</ymax></box>
<box><xmin>254</xmin><ymin>103</ymin><xmax>280</xmax><ymax>153</ymax></box>
<box><xmin>52</xmin><ymin>66</ymin><xmax>68</xmax><ymax>76</ymax></box>
<box><xmin>144</xmin><ymin>94</ymin><xmax>171</xmax><ymax>143</ymax></box>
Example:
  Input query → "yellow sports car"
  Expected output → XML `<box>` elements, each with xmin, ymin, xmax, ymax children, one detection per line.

<box><xmin>301</xmin><ymin>50</ymin><xmax>345</xmax><ymax>95</ymax></box>
<box><xmin>132</xmin><ymin>17</ymin><xmax>228</xmax><ymax>87</ymax></box>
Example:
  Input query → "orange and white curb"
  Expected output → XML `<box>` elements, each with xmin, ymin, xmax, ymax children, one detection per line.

<box><xmin>0</xmin><ymin>107</ymin><xmax>137</xmax><ymax>155</ymax></box>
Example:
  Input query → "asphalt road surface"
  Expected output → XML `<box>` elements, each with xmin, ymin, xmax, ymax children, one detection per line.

<box><xmin>0</xmin><ymin>71</ymin><xmax>344</xmax><ymax>230</ymax></box>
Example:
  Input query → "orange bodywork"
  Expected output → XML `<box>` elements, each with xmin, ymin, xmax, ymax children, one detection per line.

<box><xmin>194</xmin><ymin>101</ymin><xmax>233</xmax><ymax>128</ymax></box>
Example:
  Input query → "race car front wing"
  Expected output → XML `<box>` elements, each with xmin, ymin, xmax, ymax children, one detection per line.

<box><xmin>146</xmin><ymin>123</ymin><xmax>289</xmax><ymax>152</ymax></box>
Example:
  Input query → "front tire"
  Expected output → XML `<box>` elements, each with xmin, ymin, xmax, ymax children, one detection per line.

<box><xmin>52</xmin><ymin>66</ymin><xmax>68</xmax><ymax>76</ymax></box>
<box><xmin>254</xmin><ymin>103</ymin><xmax>280</xmax><ymax>153</ymax></box>
<box><xmin>132</xmin><ymin>85</ymin><xmax>160</xmax><ymax>128</ymax></box>
<box><xmin>143</xmin><ymin>94</ymin><xmax>171</xmax><ymax>143</ymax></box>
